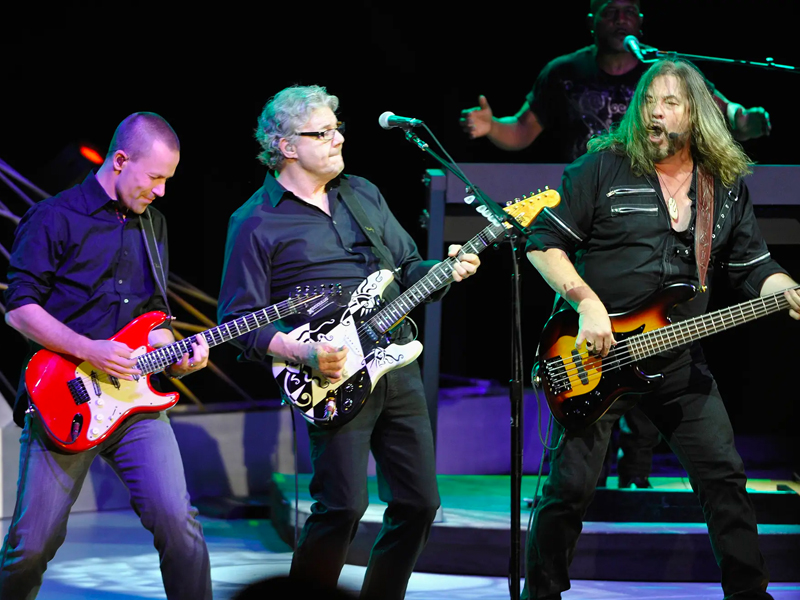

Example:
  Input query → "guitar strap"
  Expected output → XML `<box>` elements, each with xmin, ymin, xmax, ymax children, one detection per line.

<box><xmin>336</xmin><ymin>177</ymin><xmax>401</xmax><ymax>276</ymax></box>
<box><xmin>139</xmin><ymin>208</ymin><xmax>174</xmax><ymax>319</ymax></box>
<box><xmin>694</xmin><ymin>165</ymin><xmax>715</xmax><ymax>292</ymax></box>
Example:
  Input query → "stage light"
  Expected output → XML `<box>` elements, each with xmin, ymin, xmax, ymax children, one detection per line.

<box><xmin>80</xmin><ymin>146</ymin><xmax>103</xmax><ymax>165</ymax></box>
<box><xmin>36</xmin><ymin>142</ymin><xmax>107</xmax><ymax>191</ymax></box>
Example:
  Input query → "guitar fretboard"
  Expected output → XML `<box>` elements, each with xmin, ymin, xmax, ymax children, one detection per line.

<box><xmin>135</xmin><ymin>297</ymin><xmax>308</xmax><ymax>375</ymax></box>
<box><xmin>627</xmin><ymin>286</ymin><xmax>798</xmax><ymax>360</ymax></box>
<box><xmin>369</xmin><ymin>219</ymin><xmax>510</xmax><ymax>334</ymax></box>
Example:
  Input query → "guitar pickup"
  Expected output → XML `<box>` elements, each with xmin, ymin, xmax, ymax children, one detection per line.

<box><xmin>361</xmin><ymin>323</ymin><xmax>380</xmax><ymax>344</ymax></box>
<box><xmin>67</xmin><ymin>377</ymin><xmax>91</xmax><ymax>405</ymax></box>
<box><xmin>90</xmin><ymin>371</ymin><xmax>102</xmax><ymax>396</ymax></box>
<box><xmin>570</xmin><ymin>350</ymin><xmax>590</xmax><ymax>386</ymax></box>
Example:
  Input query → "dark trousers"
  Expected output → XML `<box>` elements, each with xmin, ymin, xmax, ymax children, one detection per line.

<box><xmin>523</xmin><ymin>356</ymin><xmax>772</xmax><ymax>600</ymax></box>
<box><xmin>618</xmin><ymin>405</ymin><xmax>661</xmax><ymax>480</ymax></box>
<box><xmin>289</xmin><ymin>362</ymin><xmax>440</xmax><ymax>600</ymax></box>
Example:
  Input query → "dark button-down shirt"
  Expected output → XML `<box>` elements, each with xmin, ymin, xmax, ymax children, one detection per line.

<box><xmin>527</xmin><ymin>150</ymin><xmax>787</xmax><ymax>322</ymax></box>
<box><xmin>5</xmin><ymin>172</ymin><xmax>171</xmax><ymax>416</ymax></box>
<box><xmin>217</xmin><ymin>173</ymin><xmax>441</xmax><ymax>363</ymax></box>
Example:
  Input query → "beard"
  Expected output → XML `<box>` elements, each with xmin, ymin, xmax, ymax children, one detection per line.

<box><xmin>645</xmin><ymin>125</ymin><xmax>691</xmax><ymax>163</ymax></box>
<box><xmin>644</xmin><ymin>128</ymin><xmax>690</xmax><ymax>162</ymax></box>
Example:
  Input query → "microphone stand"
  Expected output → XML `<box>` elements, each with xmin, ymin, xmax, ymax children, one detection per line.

<box><xmin>639</xmin><ymin>47</ymin><xmax>799</xmax><ymax>73</ymax></box>
<box><xmin>400</xmin><ymin>127</ymin><xmax>532</xmax><ymax>600</ymax></box>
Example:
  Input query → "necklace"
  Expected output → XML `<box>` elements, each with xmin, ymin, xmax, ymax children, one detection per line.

<box><xmin>655</xmin><ymin>166</ymin><xmax>693</xmax><ymax>222</ymax></box>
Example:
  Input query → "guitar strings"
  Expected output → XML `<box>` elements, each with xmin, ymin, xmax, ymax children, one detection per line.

<box><xmin>554</xmin><ymin>288</ymin><xmax>792</xmax><ymax>381</ymax></box>
<box><xmin>546</xmin><ymin>292</ymin><xmax>793</xmax><ymax>389</ymax></box>
<box><xmin>549</xmin><ymin>305</ymin><xmax>776</xmax><ymax>388</ymax></box>
<box><xmin>69</xmin><ymin>295</ymin><xmax>321</xmax><ymax>385</ymax></box>
<box><xmin>354</xmin><ymin>217</ymin><xmax>519</xmax><ymax>340</ymax></box>
<box><xmin>353</xmin><ymin>208</ymin><xmax>536</xmax><ymax>340</ymax></box>
<box><xmin>356</xmin><ymin>252</ymin><xmax>466</xmax><ymax>340</ymax></box>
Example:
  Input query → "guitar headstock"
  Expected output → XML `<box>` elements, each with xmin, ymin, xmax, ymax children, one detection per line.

<box><xmin>502</xmin><ymin>188</ymin><xmax>561</xmax><ymax>228</ymax></box>
<box><xmin>290</xmin><ymin>283</ymin><xmax>344</xmax><ymax>316</ymax></box>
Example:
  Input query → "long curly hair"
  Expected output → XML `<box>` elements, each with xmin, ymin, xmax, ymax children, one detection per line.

<box><xmin>587</xmin><ymin>59</ymin><xmax>751</xmax><ymax>186</ymax></box>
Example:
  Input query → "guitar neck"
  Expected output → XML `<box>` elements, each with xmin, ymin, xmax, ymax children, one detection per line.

<box><xmin>370</xmin><ymin>219</ymin><xmax>508</xmax><ymax>334</ymax></box>
<box><xmin>630</xmin><ymin>286</ymin><xmax>798</xmax><ymax>360</ymax></box>
<box><xmin>136</xmin><ymin>298</ymin><xmax>303</xmax><ymax>375</ymax></box>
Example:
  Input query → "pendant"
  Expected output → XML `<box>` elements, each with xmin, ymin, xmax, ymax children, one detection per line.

<box><xmin>667</xmin><ymin>196</ymin><xmax>679</xmax><ymax>221</ymax></box>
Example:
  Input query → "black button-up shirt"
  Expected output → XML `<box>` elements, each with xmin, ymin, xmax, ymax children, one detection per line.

<box><xmin>5</xmin><ymin>172</ymin><xmax>171</xmax><ymax>416</ymax></box>
<box><xmin>217</xmin><ymin>173</ymin><xmax>441</xmax><ymax>363</ymax></box>
<box><xmin>527</xmin><ymin>150</ymin><xmax>787</xmax><ymax>322</ymax></box>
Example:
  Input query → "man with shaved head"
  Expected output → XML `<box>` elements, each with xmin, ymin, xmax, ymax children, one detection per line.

<box><xmin>0</xmin><ymin>112</ymin><xmax>212</xmax><ymax>599</ymax></box>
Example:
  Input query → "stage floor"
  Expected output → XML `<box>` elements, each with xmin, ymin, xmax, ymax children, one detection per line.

<box><xmin>2</xmin><ymin>509</ymin><xmax>799</xmax><ymax>599</ymax></box>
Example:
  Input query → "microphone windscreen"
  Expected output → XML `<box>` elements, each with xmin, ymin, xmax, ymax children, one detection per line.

<box><xmin>378</xmin><ymin>111</ymin><xmax>395</xmax><ymax>129</ymax></box>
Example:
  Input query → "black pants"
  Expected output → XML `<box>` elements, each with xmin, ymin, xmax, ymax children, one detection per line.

<box><xmin>290</xmin><ymin>362</ymin><xmax>440</xmax><ymax>600</ymax></box>
<box><xmin>618</xmin><ymin>404</ymin><xmax>661</xmax><ymax>480</ymax></box>
<box><xmin>523</xmin><ymin>353</ymin><xmax>772</xmax><ymax>600</ymax></box>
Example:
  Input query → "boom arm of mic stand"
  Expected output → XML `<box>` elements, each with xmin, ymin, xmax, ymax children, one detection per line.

<box><xmin>402</xmin><ymin>130</ymin><xmax>534</xmax><ymax>239</ymax></box>
<box><xmin>644</xmin><ymin>49</ymin><xmax>798</xmax><ymax>73</ymax></box>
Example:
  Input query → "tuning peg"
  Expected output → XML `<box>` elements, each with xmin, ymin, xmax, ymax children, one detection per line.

<box><xmin>537</xmin><ymin>188</ymin><xmax>542</xmax><ymax>193</ymax></box>
<box><xmin>545</xmin><ymin>185</ymin><xmax>550</xmax><ymax>190</ymax></box>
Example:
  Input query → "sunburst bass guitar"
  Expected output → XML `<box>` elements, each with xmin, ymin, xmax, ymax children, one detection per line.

<box><xmin>273</xmin><ymin>189</ymin><xmax>561</xmax><ymax>428</ymax></box>
<box><xmin>534</xmin><ymin>283</ymin><xmax>800</xmax><ymax>431</ymax></box>
<box><xmin>26</xmin><ymin>286</ymin><xmax>340</xmax><ymax>452</ymax></box>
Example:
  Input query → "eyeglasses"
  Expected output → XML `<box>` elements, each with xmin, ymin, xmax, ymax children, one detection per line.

<box><xmin>296</xmin><ymin>121</ymin><xmax>345</xmax><ymax>140</ymax></box>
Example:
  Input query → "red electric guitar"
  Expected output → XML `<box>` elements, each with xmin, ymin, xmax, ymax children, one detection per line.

<box><xmin>26</xmin><ymin>286</ymin><xmax>340</xmax><ymax>452</ymax></box>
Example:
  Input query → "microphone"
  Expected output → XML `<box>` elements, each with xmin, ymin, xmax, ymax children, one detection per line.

<box><xmin>378</xmin><ymin>111</ymin><xmax>424</xmax><ymax>130</ymax></box>
<box><xmin>623</xmin><ymin>35</ymin><xmax>645</xmax><ymax>61</ymax></box>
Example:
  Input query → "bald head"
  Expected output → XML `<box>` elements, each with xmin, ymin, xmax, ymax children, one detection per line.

<box><xmin>106</xmin><ymin>112</ymin><xmax>180</xmax><ymax>161</ymax></box>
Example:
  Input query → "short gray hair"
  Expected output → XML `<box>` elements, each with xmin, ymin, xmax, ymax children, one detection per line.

<box><xmin>255</xmin><ymin>85</ymin><xmax>339</xmax><ymax>171</ymax></box>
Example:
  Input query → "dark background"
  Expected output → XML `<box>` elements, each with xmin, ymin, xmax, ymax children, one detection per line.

<box><xmin>1</xmin><ymin>2</ymin><xmax>797</xmax><ymax>455</ymax></box>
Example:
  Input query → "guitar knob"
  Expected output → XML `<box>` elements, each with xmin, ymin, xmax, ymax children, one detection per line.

<box><xmin>95</xmin><ymin>414</ymin><xmax>104</xmax><ymax>421</ymax></box>
<box><xmin>343</xmin><ymin>399</ymin><xmax>353</xmax><ymax>411</ymax></box>
<box><xmin>91</xmin><ymin>428</ymin><xmax>100</xmax><ymax>436</ymax></box>
<box><xmin>96</xmin><ymin>398</ymin><xmax>104</xmax><ymax>407</ymax></box>
<box><xmin>344</xmin><ymin>382</ymin><xmax>354</xmax><ymax>393</ymax></box>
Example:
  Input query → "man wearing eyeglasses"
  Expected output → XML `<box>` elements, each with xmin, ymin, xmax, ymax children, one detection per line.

<box><xmin>217</xmin><ymin>84</ymin><xmax>480</xmax><ymax>599</ymax></box>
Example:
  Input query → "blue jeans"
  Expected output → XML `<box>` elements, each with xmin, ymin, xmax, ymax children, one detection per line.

<box><xmin>0</xmin><ymin>410</ymin><xmax>211</xmax><ymax>600</ymax></box>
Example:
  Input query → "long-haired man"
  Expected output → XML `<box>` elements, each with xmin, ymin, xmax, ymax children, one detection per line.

<box><xmin>524</xmin><ymin>59</ymin><xmax>799</xmax><ymax>599</ymax></box>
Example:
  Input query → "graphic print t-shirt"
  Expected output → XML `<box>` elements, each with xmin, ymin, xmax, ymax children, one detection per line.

<box><xmin>526</xmin><ymin>46</ymin><xmax>648</xmax><ymax>162</ymax></box>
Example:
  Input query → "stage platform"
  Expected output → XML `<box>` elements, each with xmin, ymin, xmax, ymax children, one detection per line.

<box><xmin>2</xmin><ymin>392</ymin><xmax>798</xmax><ymax>597</ymax></box>
<box><xmin>270</xmin><ymin>474</ymin><xmax>800</xmax><ymax>583</ymax></box>
<box><xmin>2</xmin><ymin>508</ymin><xmax>799</xmax><ymax>600</ymax></box>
